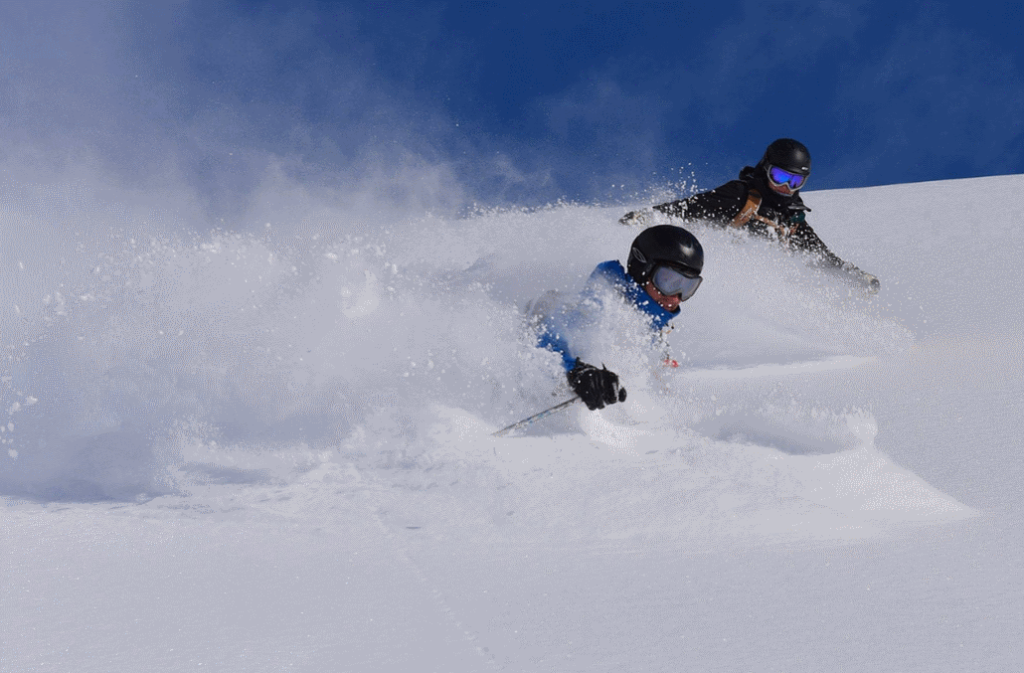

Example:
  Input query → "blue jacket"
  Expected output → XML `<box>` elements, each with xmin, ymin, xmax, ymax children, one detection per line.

<box><xmin>535</xmin><ymin>260</ymin><xmax>679</xmax><ymax>371</ymax></box>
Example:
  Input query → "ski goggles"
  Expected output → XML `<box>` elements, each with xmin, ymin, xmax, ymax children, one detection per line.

<box><xmin>767</xmin><ymin>165</ymin><xmax>808</xmax><ymax>191</ymax></box>
<box><xmin>651</xmin><ymin>264</ymin><xmax>702</xmax><ymax>301</ymax></box>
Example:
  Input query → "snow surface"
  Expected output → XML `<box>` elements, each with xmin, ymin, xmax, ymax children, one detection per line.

<box><xmin>2</xmin><ymin>174</ymin><xmax>1023</xmax><ymax>671</ymax></box>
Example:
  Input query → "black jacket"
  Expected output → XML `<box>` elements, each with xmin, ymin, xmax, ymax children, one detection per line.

<box><xmin>652</xmin><ymin>165</ymin><xmax>853</xmax><ymax>271</ymax></box>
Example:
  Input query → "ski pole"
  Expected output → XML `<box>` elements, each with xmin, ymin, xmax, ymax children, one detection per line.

<box><xmin>492</xmin><ymin>396</ymin><xmax>580</xmax><ymax>437</ymax></box>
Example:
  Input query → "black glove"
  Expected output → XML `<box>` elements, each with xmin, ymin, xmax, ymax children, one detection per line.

<box><xmin>618</xmin><ymin>209</ymin><xmax>652</xmax><ymax>227</ymax></box>
<box><xmin>859</xmin><ymin>271</ymin><xmax>881</xmax><ymax>294</ymax></box>
<box><xmin>567</xmin><ymin>359</ymin><xmax>627</xmax><ymax>410</ymax></box>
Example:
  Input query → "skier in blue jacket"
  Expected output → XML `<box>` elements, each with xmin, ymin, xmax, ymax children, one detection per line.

<box><xmin>534</xmin><ymin>225</ymin><xmax>704</xmax><ymax>410</ymax></box>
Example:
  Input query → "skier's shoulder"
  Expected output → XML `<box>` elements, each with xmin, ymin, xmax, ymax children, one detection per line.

<box><xmin>700</xmin><ymin>172</ymin><xmax>751</xmax><ymax>201</ymax></box>
<box><xmin>585</xmin><ymin>260</ymin><xmax>643</xmax><ymax>305</ymax></box>
<box><xmin>595</xmin><ymin>259</ymin><xmax>624</xmax><ymax>275</ymax></box>
<box><xmin>591</xmin><ymin>259</ymin><xmax>627</xmax><ymax>282</ymax></box>
<box><xmin>591</xmin><ymin>260</ymin><xmax>676</xmax><ymax>325</ymax></box>
<box><xmin>585</xmin><ymin>260</ymin><xmax>679</xmax><ymax>327</ymax></box>
<box><xmin>675</xmin><ymin>176</ymin><xmax>750</xmax><ymax>221</ymax></box>
<box><xmin>737</xmin><ymin>165</ymin><xmax>760</xmax><ymax>188</ymax></box>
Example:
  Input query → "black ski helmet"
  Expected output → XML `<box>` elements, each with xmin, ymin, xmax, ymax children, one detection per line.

<box><xmin>760</xmin><ymin>138</ymin><xmax>811</xmax><ymax>176</ymax></box>
<box><xmin>627</xmin><ymin>225</ymin><xmax>704</xmax><ymax>284</ymax></box>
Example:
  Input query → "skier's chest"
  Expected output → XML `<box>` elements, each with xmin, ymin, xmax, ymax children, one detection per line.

<box><xmin>730</xmin><ymin>188</ymin><xmax>802</xmax><ymax>238</ymax></box>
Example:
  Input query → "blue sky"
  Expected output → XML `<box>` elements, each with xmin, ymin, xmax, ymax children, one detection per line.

<box><xmin>2</xmin><ymin>1</ymin><xmax>1023</xmax><ymax>211</ymax></box>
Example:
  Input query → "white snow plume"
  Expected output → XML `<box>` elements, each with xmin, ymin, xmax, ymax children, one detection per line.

<box><xmin>669</xmin><ymin>223</ymin><xmax>916</xmax><ymax>369</ymax></box>
<box><xmin>0</xmin><ymin>186</ymin><xmax>945</xmax><ymax>524</ymax></box>
<box><xmin>334</xmin><ymin>205</ymin><xmax>970</xmax><ymax>547</ymax></box>
<box><xmin>0</xmin><ymin>188</ymin><xmax>578</xmax><ymax>500</ymax></box>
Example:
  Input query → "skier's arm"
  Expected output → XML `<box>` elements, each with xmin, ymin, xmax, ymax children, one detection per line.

<box><xmin>536</xmin><ymin>325</ymin><xmax>580</xmax><ymax>372</ymax></box>
<box><xmin>534</xmin><ymin>266</ymin><xmax>615</xmax><ymax>371</ymax></box>
<box><xmin>534</xmin><ymin>304</ymin><xmax>627</xmax><ymax>409</ymax></box>
<box><xmin>789</xmin><ymin>219</ymin><xmax>848</xmax><ymax>268</ymax></box>
<box><xmin>653</xmin><ymin>181</ymin><xmax>748</xmax><ymax>225</ymax></box>
<box><xmin>534</xmin><ymin>330</ymin><xmax>627</xmax><ymax>408</ymax></box>
<box><xmin>620</xmin><ymin>181</ymin><xmax>747</xmax><ymax>226</ymax></box>
<box><xmin>791</xmin><ymin>220</ymin><xmax>881</xmax><ymax>293</ymax></box>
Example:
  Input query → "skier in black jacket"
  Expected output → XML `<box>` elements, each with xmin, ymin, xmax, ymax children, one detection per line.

<box><xmin>620</xmin><ymin>139</ymin><xmax>880</xmax><ymax>293</ymax></box>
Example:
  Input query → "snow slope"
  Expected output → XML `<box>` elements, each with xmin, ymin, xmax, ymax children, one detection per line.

<box><xmin>2</xmin><ymin>174</ymin><xmax>1023</xmax><ymax>671</ymax></box>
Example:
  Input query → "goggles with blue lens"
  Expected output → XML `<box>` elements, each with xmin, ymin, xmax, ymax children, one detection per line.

<box><xmin>651</xmin><ymin>264</ymin><xmax>702</xmax><ymax>301</ymax></box>
<box><xmin>767</xmin><ymin>165</ymin><xmax>808</xmax><ymax>191</ymax></box>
